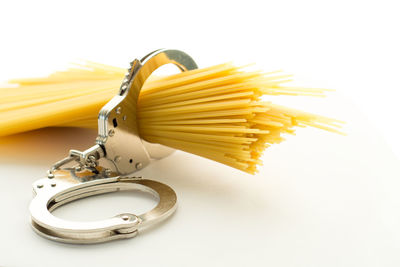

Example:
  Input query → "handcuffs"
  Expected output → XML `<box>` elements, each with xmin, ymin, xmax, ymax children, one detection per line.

<box><xmin>29</xmin><ymin>49</ymin><xmax>198</xmax><ymax>244</ymax></box>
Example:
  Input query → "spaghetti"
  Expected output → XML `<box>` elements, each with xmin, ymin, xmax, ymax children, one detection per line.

<box><xmin>0</xmin><ymin>62</ymin><xmax>342</xmax><ymax>173</ymax></box>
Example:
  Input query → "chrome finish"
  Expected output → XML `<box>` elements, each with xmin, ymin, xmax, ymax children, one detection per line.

<box><xmin>29</xmin><ymin>49</ymin><xmax>198</xmax><ymax>244</ymax></box>
<box><xmin>54</xmin><ymin>49</ymin><xmax>197</xmax><ymax>174</ymax></box>
<box><xmin>30</xmin><ymin>168</ymin><xmax>177</xmax><ymax>244</ymax></box>
<box><xmin>97</xmin><ymin>49</ymin><xmax>197</xmax><ymax>174</ymax></box>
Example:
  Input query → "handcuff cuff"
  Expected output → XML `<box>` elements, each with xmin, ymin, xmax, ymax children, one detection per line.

<box><xmin>29</xmin><ymin>49</ymin><xmax>198</xmax><ymax>244</ymax></box>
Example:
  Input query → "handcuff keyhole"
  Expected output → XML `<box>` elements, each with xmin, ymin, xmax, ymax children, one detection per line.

<box><xmin>129</xmin><ymin>159</ymin><xmax>133</xmax><ymax>164</ymax></box>
<box><xmin>112</xmin><ymin>118</ymin><xmax>118</xmax><ymax>128</ymax></box>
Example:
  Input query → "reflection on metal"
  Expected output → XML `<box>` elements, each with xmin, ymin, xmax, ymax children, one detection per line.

<box><xmin>30</xmin><ymin>168</ymin><xmax>177</xmax><ymax>244</ymax></box>
<box><xmin>29</xmin><ymin>49</ymin><xmax>197</xmax><ymax>244</ymax></box>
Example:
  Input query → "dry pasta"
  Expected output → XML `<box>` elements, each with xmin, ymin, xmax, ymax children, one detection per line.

<box><xmin>0</xmin><ymin>62</ymin><xmax>343</xmax><ymax>174</ymax></box>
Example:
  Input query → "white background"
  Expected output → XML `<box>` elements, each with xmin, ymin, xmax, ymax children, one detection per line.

<box><xmin>0</xmin><ymin>0</ymin><xmax>399</xmax><ymax>266</ymax></box>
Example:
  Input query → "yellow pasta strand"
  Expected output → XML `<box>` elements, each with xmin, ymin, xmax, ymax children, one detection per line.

<box><xmin>0</xmin><ymin>61</ymin><xmax>342</xmax><ymax>174</ymax></box>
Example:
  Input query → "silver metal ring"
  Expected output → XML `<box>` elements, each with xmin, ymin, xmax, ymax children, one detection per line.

<box><xmin>97</xmin><ymin>49</ymin><xmax>198</xmax><ymax>175</ymax></box>
<box><xmin>30</xmin><ymin>49</ymin><xmax>195</xmax><ymax>244</ymax></box>
<box><xmin>30</xmin><ymin>169</ymin><xmax>177</xmax><ymax>244</ymax></box>
<box><xmin>49</xmin><ymin>49</ymin><xmax>198</xmax><ymax>175</ymax></box>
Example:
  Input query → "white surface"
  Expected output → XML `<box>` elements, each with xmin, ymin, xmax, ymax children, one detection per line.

<box><xmin>0</xmin><ymin>0</ymin><xmax>400</xmax><ymax>266</ymax></box>
<box><xmin>0</xmin><ymin>96</ymin><xmax>399</xmax><ymax>267</ymax></box>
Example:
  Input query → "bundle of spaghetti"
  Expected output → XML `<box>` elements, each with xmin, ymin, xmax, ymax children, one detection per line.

<box><xmin>0</xmin><ymin>62</ymin><xmax>343</xmax><ymax>173</ymax></box>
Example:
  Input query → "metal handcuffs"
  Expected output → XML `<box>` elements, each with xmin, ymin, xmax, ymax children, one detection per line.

<box><xmin>29</xmin><ymin>49</ymin><xmax>198</xmax><ymax>244</ymax></box>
